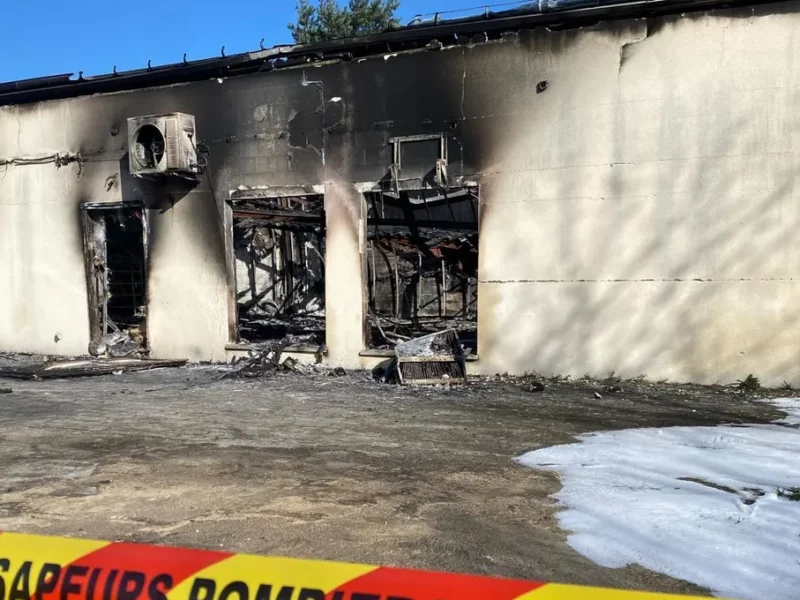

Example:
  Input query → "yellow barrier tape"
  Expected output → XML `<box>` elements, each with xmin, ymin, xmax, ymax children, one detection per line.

<box><xmin>0</xmin><ymin>532</ymin><xmax>712</xmax><ymax>600</ymax></box>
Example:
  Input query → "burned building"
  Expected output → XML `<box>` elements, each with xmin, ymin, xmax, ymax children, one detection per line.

<box><xmin>2</xmin><ymin>0</ymin><xmax>800</xmax><ymax>384</ymax></box>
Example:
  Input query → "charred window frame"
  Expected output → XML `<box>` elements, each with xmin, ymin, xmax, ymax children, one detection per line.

<box><xmin>81</xmin><ymin>202</ymin><xmax>149</xmax><ymax>355</ymax></box>
<box><xmin>390</xmin><ymin>134</ymin><xmax>449</xmax><ymax>187</ymax></box>
<box><xmin>229</xmin><ymin>195</ymin><xmax>326</xmax><ymax>347</ymax></box>
<box><xmin>364</xmin><ymin>187</ymin><xmax>479</xmax><ymax>353</ymax></box>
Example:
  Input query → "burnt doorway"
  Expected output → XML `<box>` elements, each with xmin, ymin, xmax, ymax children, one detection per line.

<box><xmin>81</xmin><ymin>204</ymin><xmax>148</xmax><ymax>354</ymax></box>
<box><xmin>365</xmin><ymin>187</ymin><xmax>479</xmax><ymax>353</ymax></box>
<box><xmin>230</xmin><ymin>195</ymin><xmax>326</xmax><ymax>346</ymax></box>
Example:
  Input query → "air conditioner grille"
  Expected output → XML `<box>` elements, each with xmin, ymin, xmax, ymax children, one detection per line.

<box><xmin>165</xmin><ymin>118</ymin><xmax>180</xmax><ymax>168</ymax></box>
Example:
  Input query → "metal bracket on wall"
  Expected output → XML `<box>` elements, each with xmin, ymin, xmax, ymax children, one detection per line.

<box><xmin>435</xmin><ymin>158</ymin><xmax>448</xmax><ymax>187</ymax></box>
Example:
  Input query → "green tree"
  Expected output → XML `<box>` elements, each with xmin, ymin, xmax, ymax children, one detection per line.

<box><xmin>288</xmin><ymin>0</ymin><xmax>401</xmax><ymax>44</ymax></box>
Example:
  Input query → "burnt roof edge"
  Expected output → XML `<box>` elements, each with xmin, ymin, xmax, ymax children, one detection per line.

<box><xmin>0</xmin><ymin>0</ymin><xmax>786</xmax><ymax>107</ymax></box>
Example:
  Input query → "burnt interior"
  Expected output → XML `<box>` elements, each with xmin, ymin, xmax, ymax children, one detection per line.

<box><xmin>105</xmin><ymin>212</ymin><xmax>146</xmax><ymax>328</ymax></box>
<box><xmin>232</xmin><ymin>195</ymin><xmax>326</xmax><ymax>345</ymax></box>
<box><xmin>83</xmin><ymin>206</ymin><xmax>147</xmax><ymax>351</ymax></box>
<box><xmin>365</xmin><ymin>187</ymin><xmax>479</xmax><ymax>352</ymax></box>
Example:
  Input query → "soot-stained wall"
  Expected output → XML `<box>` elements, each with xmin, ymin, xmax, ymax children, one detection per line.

<box><xmin>1</xmin><ymin>2</ymin><xmax>800</xmax><ymax>383</ymax></box>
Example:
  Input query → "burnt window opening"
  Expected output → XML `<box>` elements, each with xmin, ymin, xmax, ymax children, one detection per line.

<box><xmin>390</xmin><ymin>134</ymin><xmax>448</xmax><ymax>186</ymax></box>
<box><xmin>365</xmin><ymin>187</ymin><xmax>479</xmax><ymax>353</ymax></box>
<box><xmin>232</xmin><ymin>195</ymin><xmax>326</xmax><ymax>346</ymax></box>
<box><xmin>81</xmin><ymin>204</ymin><xmax>148</xmax><ymax>356</ymax></box>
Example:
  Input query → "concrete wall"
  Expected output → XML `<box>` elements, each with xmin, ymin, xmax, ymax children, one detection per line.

<box><xmin>1</xmin><ymin>2</ymin><xmax>799</xmax><ymax>383</ymax></box>
<box><xmin>472</xmin><ymin>6</ymin><xmax>800</xmax><ymax>384</ymax></box>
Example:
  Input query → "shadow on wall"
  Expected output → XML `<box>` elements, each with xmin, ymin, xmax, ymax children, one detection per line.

<box><xmin>117</xmin><ymin>154</ymin><xmax>199</xmax><ymax>212</ymax></box>
<box><xmin>115</xmin><ymin>153</ymin><xmax>229</xmax><ymax>293</ymax></box>
<box><xmin>476</xmin><ymin>21</ymin><xmax>800</xmax><ymax>385</ymax></box>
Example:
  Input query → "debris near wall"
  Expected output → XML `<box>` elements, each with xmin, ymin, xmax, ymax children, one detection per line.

<box><xmin>394</xmin><ymin>329</ymin><xmax>468</xmax><ymax>385</ymax></box>
<box><xmin>222</xmin><ymin>336</ymin><xmax>325</xmax><ymax>379</ymax></box>
<box><xmin>222</xmin><ymin>341</ymin><xmax>292</xmax><ymax>379</ymax></box>
<box><xmin>0</xmin><ymin>357</ymin><xmax>187</xmax><ymax>380</ymax></box>
<box><xmin>89</xmin><ymin>330</ymin><xmax>144</xmax><ymax>358</ymax></box>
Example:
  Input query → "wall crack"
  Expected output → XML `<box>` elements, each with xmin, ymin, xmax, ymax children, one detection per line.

<box><xmin>619</xmin><ymin>20</ymin><xmax>650</xmax><ymax>74</ymax></box>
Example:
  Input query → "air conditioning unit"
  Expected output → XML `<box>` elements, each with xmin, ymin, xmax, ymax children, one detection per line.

<box><xmin>127</xmin><ymin>113</ymin><xmax>197</xmax><ymax>177</ymax></box>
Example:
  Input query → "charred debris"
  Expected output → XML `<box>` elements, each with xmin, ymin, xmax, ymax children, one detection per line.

<box><xmin>366</xmin><ymin>187</ymin><xmax>479</xmax><ymax>354</ymax></box>
<box><xmin>82</xmin><ymin>204</ymin><xmax>149</xmax><ymax>359</ymax></box>
<box><xmin>232</xmin><ymin>194</ymin><xmax>326</xmax><ymax>347</ymax></box>
<box><xmin>230</xmin><ymin>186</ymin><xmax>478</xmax><ymax>384</ymax></box>
<box><xmin>394</xmin><ymin>329</ymin><xmax>468</xmax><ymax>385</ymax></box>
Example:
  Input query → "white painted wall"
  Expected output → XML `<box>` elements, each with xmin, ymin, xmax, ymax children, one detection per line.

<box><xmin>473</xmin><ymin>10</ymin><xmax>800</xmax><ymax>384</ymax></box>
<box><xmin>146</xmin><ymin>190</ymin><xmax>230</xmax><ymax>362</ymax></box>
<box><xmin>0</xmin><ymin>101</ymin><xmax>122</xmax><ymax>355</ymax></box>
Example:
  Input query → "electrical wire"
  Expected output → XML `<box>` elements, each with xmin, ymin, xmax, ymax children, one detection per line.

<box><xmin>0</xmin><ymin>155</ymin><xmax>59</xmax><ymax>166</ymax></box>
<box><xmin>0</xmin><ymin>152</ymin><xmax>84</xmax><ymax>168</ymax></box>
<box><xmin>187</xmin><ymin>136</ymin><xmax>210</xmax><ymax>175</ymax></box>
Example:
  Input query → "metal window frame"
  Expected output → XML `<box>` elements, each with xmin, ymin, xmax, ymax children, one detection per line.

<box><xmin>389</xmin><ymin>133</ymin><xmax>449</xmax><ymax>187</ymax></box>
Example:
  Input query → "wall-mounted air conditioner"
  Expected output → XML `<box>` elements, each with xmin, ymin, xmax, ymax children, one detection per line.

<box><xmin>127</xmin><ymin>113</ymin><xmax>197</xmax><ymax>177</ymax></box>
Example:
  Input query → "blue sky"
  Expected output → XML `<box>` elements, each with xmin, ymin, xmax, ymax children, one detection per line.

<box><xmin>0</xmin><ymin>0</ymin><xmax>497</xmax><ymax>82</ymax></box>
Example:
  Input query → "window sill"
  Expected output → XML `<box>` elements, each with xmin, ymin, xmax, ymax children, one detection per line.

<box><xmin>226</xmin><ymin>343</ymin><xmax>324</xmax><ymax>355</ymax></box>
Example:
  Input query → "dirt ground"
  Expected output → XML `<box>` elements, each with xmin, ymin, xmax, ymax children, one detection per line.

<box><xmin>0</xmin><ymin>364</ymin><xmax>788</xmax><ymax>595</ymax></box>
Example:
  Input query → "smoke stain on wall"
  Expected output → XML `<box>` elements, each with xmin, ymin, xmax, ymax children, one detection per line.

<box><xmin>1</xmin><ymin>3</ymin><xmax>800</xmax><ymax>381</ymax></box>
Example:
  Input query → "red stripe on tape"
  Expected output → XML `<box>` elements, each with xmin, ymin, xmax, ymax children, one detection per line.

<box><xmin>36</xmin><ymin>542</ymin><xmax>231</xmax><ymax>600</ymax></box>
<box><xmin>327</xmin><ymin>566</ymin><xmax>544</xmax><ymax>600</ymax></box>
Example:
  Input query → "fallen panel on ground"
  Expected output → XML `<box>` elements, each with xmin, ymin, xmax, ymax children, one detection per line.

<box><xmin>0</xmin><ymin>358</ymin><xmax>187</xmax><ymax>380</ymax></box>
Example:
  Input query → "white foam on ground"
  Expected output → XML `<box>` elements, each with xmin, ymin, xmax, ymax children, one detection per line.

<box><xmin>516</xmin><ymin>398</ymin><xmax>800</xmax><ymax>600</ymax></box>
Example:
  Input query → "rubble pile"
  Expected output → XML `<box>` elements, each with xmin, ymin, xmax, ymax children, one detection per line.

<box><xmin>89</xmin><ymin>330</ymin><xmax>144</xmax><ymax>358</ymax></box>
<box><xmin>222</xmin><ymin>337</ymin><xmax>335</xmax><ymax>379</ymax></box>
<box><xmin>222</xmin><ymin>340</ymin><xmax>298</xmax><ymax>379</ymax></box>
